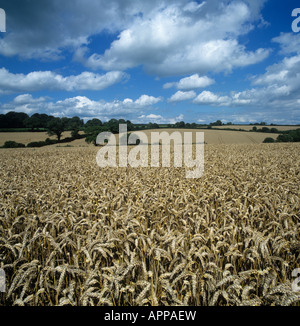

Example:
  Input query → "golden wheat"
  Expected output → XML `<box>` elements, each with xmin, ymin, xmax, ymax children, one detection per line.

<box><xmin>0</xmin><ymin>143</ymin><xmax>299</xmax><ymax>306</ymax></box>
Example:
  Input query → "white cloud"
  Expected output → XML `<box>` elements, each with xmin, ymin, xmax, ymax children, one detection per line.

<box><xmin>168</xmin><ymin>114</ymin><xmax>185</xmax><ymax>125</ymax></box>
<box><xmin>2</xmin><ymin>94</ymin><xmax>49</xmax><ymax>114</ymax></box>
<box><xmin>177</xmin><ymin>74</ymin><xmax>215</xmax><ymax>90</ymax></box>
<box><xmin>190</xmin><ymin>49</ymin><xmax>300</xmax><ymax>114</ymax></box>
<box><xmin>163</xmin><ymin>82</ymin><xmax>176</xmax><ymax>89</ymax></box>
<box><xmin>0</xmin><ymin>0</ymin><xmax>173</xmax><ymax>60</ymax></box>
<box><xmin>247</xmin><ymin>53</ymin><xmax>300</xmax><ymax>106</ymax></box>
<box><xmin>272</xmin><ymin>32</ymin><xmax>300</xmax><ymax>55</ymax></box>
<box><xmin>2</xmin><ymin>93</ymin><xmax>162</xmax><ymax>119</ymax></box>
<box><xmin>252</xmin><ymin>54</ymin><xmax>300</xmax><ymax>89</ymax></box>
<box><xmin>0</xmin><ymin>68</ymin><xmax>128</xmax><ymax>94</ymax></box>
<box><xmin>137</xmin><ymin>113</ymin><xmax>184</xmax><ymax>124</ymax></box>
<box><xmin>164</xmin><ymin>74</ymin><xmax>215</xmax><ymax>91</ymax></box>
<box><xmin>183</xmin><ymin>1</ymin><xmax>207</xmax><ymax>13</ymax></box>
<box><xmin>0</xmin><ymin>0</ymin><xmax>269</xmax><ymax>79</ymax></box>
<box><xmin>79</xmin><ymin>1</ymin><xmax>269</xmax><ymax>76</ymax></box>
<box><xmin>193</xmin><ymin>91</ymin><xmax>230</xmax><ymax>106</ymax></box>
<box><xmin>13</xmin><ymin>94</ymin><xmax>48</xmax><ymax>104</ymax></box>
<box><xmin>168</xmin><ymin>90</ymin><xmax>196</xmax><ymax>102</ymax></box>
<box><xmin>135</xmin><ymin>95</ymin><xmax>162</xmax><ymax>106</ymax></box>
<box><xmin>138</xmin><ymin>114</ymin><xmax>164</xmax><ymax>122</ymax></box>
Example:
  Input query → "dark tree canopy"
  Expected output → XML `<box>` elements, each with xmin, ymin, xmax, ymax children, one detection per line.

<box><xmin>46</xmin><ymin>118</ymin><xmax>67</xmax><ymax>141</ymax></box>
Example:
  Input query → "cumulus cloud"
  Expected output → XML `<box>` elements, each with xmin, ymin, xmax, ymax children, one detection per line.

<box><xmin>249</xmin><ymin>54</ymin><xmax>300</xmax><ymax>102</ymax></box>
<box><xmin>55</xmin><ymin>95</ymin><xmax>162</xmax><ymax>118</ymax></box>
<box><xmin>164</xmin><ymin>74</ymin><xmax>215</xmax><ymax>90</ymax></box>
<box><xmin>176</xmin><ymin>74</ymin><xmax>215</xmax><ymax>90</ymax></box>
<box><xmin>3</xmin><ymin>94</ymin><xmax>50</xmax><ymax>114</ymax></box>
<box><xmin>135</xmin><ymin>95</ymin><xmax>163</xmax><ymax>106</ymax></box>
<box><xmin>168</xmin><ymin>91</ymin><xmax>196</xmax><ymax>102</ymax></box>
<box><xmin>138</xmin><ymin>114</ymin><xmax>164</xmax><ymax>122</ymax></box>
<box><xmin>0</xmin><ymin>0</ymin><xmax>269</xmax><ymax>78</ymax></box>
<box><xmin>1</xmin><ymin>93</ymin><xmax>162</xmax><ymax>119</ymax></box>
<box><xmin>0</xmin><ymin>0</ymin><xmax>172</xmax><ymax>59</ymax></box>
<box><xmin>13</xmin><ymin>94</ymin><xmax>49</xmax><ymax>104</ymax></box>
<box><xmin>272</xmin><ymin>32</ymin><xmax>300</xmax><ymax>55</ymax></box>
<box><xmin>193</xmin><ymin>91</ymin><xmax>230</xmax><ymax>106</ymax></box>
<box><xmin>0</xmin><ymin>68</ymin><xmax>128</xmax><ymax>94</ymax></box>
<box><xmin>137</xmin><ymin>113</ymin><xmax>185</xmax><ymax>124</ymax></box>
<box><xmin>191</xmin><ymin>51</ymin><xmax>300</xmax><ymax>114</ymax></box>
<box><xmin>78</xmin><ymin>0</ymin><xmax>269</xmax><ymax>76</ymax></box>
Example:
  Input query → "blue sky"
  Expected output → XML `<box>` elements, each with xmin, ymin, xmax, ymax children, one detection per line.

<box><xmin>0</xmin><ymin>0</ymin><xmax>300</xmax><ymax>124</ymax></box>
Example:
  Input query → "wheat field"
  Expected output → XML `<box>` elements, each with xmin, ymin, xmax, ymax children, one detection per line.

<box><xmin>138</xmin><ymin>129</ymin><xmax>279</xmax><ymax>144</ymax></box>
<box><xmin>0</xmin><ymin>128</ymin><xmax>279</xmax><ymax>147</ymax></box>
<box><xmin>0</xmin><ymin>143</ymin><xmax>299</xmax><ymax>306</ymax></box>
<box><xmin>0</xmin><ymin>131</ymin><xmax>89</xmax><ymax>147</ymax></box>
<box><xmin>213</xmin><ymin>125</ymin><xmax>298</xmax><ymax>131</ymax></box>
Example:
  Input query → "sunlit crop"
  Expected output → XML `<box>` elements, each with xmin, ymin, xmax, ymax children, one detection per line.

<box><xmin>0</xmin><ymin>143</ymin><xmax>299</xmax><ymax>306</ymax></box>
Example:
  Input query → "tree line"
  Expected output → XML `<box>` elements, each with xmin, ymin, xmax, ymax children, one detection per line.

<box><xmin>0</xmin><ymin>112</ymin><xmax>137</xmax><ymax>147</ymax></box>
<box><xmin>1</xmin><ymin>111</ymin><xmax>300</xmax><ymax>147</ymax></box>
<box><xmin>263</xmin><ymin>129</ymin><xmax>300</xmax><ymax>143</ymax></box>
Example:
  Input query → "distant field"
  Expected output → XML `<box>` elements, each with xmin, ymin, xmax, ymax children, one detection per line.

<box><xmin>0</xmin><ymin>132</ymin><xmax>56</xmax><ymax>146</ymax></box>
<box><xmin>0</xmin><ymin>128</ymin><xmax>286</xmax><ymax>147</ymax></box>
<box><xmin>120</xmin><ymin>129</ymin><xmax>280</xmax><ymax>145</ymax></box>
<box><xmin>0</xmin><ymin>131</ymin><xmax>88</xmax><ymax>147</ymax></box>
<box><xmin>213</xmin><ymin>125</ymin><xmax>299</xmax><ymax>131</ymax></box>
<box><xmin>0</xmin><ymin>129</ymin><xmax>280</xmax><ymax>147</ymax></box>
<box><xmin>201</xmin><ymin>129</ymin><xmax>279</xmax><ymax>144</ymax></box>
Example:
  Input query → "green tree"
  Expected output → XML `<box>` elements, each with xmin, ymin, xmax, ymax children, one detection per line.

<box><xmin>276</xmin><ymin>133</ymin><xmax>293</xmax><ymax>142</ymax></box>
<box><xmin>46</xmin><ymin>118</ymin><xmax>66</xmax><ymax>142</ymax></box>
<box><xmin>104</xmin><ymin>119</ymin><xmax>119</xmax><ymax>133</ymax></box>
<box><xmin>84</xmin><ymin>126</ymin><xmax>110</xmax><ymax>146</ymax></box>
<box><xmin>148</xmin><ymin>122</ymin><xmax>159</xmax><ymax>129</ymax></box>
<box><xmin>126</xmin><ymin>120</ymin><xmax>135</xmax><ymax>131</ymax></box>
<box><xmin>24</xmin><ymin>113</ymin><xmax>55</xmax><ymax>130</ymax></box>
<box><xmin>0</xmin><ymin>111</ymin><xmax>29</xmax><ymax>128</ymax></box>
<box><xmin>24</xmin><ymin>115</ymin><xmax>41</xmax><ymax>131</ymax></box>
<box><xmin>175</xmin><ymin>121</ymin><xmax>185</xmax><ymax>128</ymax></box>
<box><xmin>2</xmin><ymin>140</ymin><xmax>25</xmax><ymax>148</ymax></box>
<box><xmin>275</xmin><ymin>129</ymin><xmax>300</xmax><ymax>143</ymax></box>
<box><xmin>263</xmin><ymin>137</ymin><xmax>275</xmax><ymax>143</ymax></box>
<box><xmin>85</xmin><ymin>118</ymin><xmax>102</xmax><ymax>128</ymax></box>
<box><xmin>289</xmin><ymin>129</ymin><xmax>300</xmax><ymax>142</ymax></box>
<box><xmin>67</xmin><ymin>116</ymin><xmax>83</xmax><ymax>130</ymax></box>
<box><xmin>210</xmin><ymin>120</ymin><xmax>222</xmax><ymax>126</ymax></box>
<box><xmin>65</xmin><ymin>116</ymin><xmax>84</xmax><ymax>139</ymax></box>
<box><xmin>102</xmin><ymin>119</ymin><xmax>134</xmax><ymax>133</ymax></box>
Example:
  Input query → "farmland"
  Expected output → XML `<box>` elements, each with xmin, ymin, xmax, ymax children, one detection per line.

<box><xmin>138</xmin><ymin>129</ymin><xmax>279</xmax><ymax>144</ymax></box>
<box><xmin>212</xmin><ymin>125</ymin><xmax>299</xmax><ymax>132</ymax></box>
<box><xmin>0</xmin><ymin>141</ymin><xmax>299</xmax><ymax>306</ymax></box>
<box><xmin>0</xmin><ymin>131</ymin><xmax>88</xmax><ymax>147</ymax></box>
<box><xmin>0</xmin><ymin>127</ymin><xmax>281</xmax><ymax>147</ymax></box>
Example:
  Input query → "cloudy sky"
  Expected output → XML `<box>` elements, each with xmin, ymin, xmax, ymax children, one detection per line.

<box><xmin>0</xmin><ymin>0</ymin><xmax>299</xmax><ymax>124</ymax></box>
